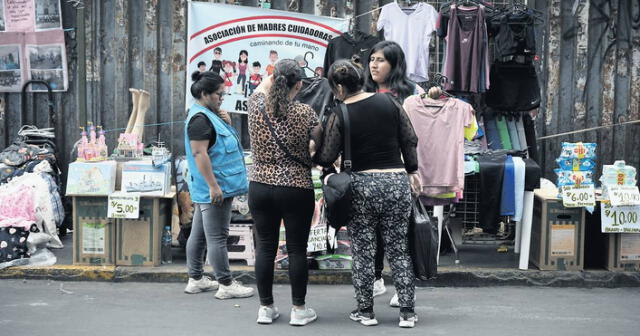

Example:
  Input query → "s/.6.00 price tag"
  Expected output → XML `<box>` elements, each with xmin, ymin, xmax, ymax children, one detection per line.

<box><xmin>608</xmin><ymin>185</ymin><xmax>640</xmax><ymax>207</ymax></box>
<box><xmin>108</xmin><ymin>192</ymin><xmax>140</xmax><ymax>219</ymax></box>
<box><xmin>561</xmin><ymin>185</ymin><xmax>596</xmax><ymax>208</ymax></box>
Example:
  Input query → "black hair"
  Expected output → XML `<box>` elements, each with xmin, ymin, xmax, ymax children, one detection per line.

<box><xmin>269</xmin><ymin>50</ymin><xmax>278</xmax><ymax>55</ymax></box>
<box><xmin>252</xmin><ymin>61</ymin><xmax>261</xmax><ymax>67</ymax></box>
<box><xmin>238</xmin><ymin>50</ymin><xmax>248</xmax><ymax>64</ymax></box>
<box><xmin>363</xmin><ymin>41</ymin><xmax>414</xmax><ymax>101</ymax></box>
<box><xmin>268</xmin><ymin>59</ymin><xmax>302</xmax><ymax>118</ymax></box>
<box><xmin>197</xmin><ymin>61</ymin><xmax>206</xmax><ymax>67</ymax></box>
<box><xmin>213</xmin><ymin>47</ymin><xmax>222</xmax><ymax>53</ymax></box>
<box><xmin>190</xmin><ymin>71</ymin><xmax>224</xmax><ymax>99</ymax></box>
<box><xmin>327</xmin><ymin>56</ymin><xmax>364</xmax><ymax>96</ymax></box>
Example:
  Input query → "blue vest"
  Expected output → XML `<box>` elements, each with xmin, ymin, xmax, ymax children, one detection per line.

<box><xmin>184</xmin><ymin>103</ymin><xmax>248</xmax><ymax>203</ymax></box>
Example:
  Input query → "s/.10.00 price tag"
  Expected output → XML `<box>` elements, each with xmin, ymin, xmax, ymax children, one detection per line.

<box><xmin>601</xmin><ymin>202</ymin><xmax>640</xmax><ymax>233</ymax></box>
<box><xmin>608</xmin><ymin>185</ymin><xmax>640</xmax><ymax>207</ymax></box>
<box><xmin>108</xmin><ymin>193</ymin><xmax>140</xmax><ymax>219</ymax></box>
<box><xmin>561</xmin><ymin>185</ymin><xmax>596</xmax><ymax>208</ymax></box>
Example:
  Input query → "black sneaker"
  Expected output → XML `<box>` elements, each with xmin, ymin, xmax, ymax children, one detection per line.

<box><xmin>399</xmin><ymin>311</ymin><xmax>418</xmax><ymax>328</ymax></box>
<box><xmin>349</xmin><ymin>309</ymin><xmax>378</xmax><ymax>326</ymax></box>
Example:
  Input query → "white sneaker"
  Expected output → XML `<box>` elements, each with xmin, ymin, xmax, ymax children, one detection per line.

<box><xmin>373</xmin><ymin>278</ymin><xmax>386</xmax><ymax>297</ymax></box>
<box><xmin>350</xmin><ymin>310</ymin><xmax>378</xmax><ymax>326</ymax></box>
<box><xmin>390</xmin><ymin>293</ymin><xmax>417</xmax><ymax>308</ymax></box>
<box><xmin>184</xmin><ymin>277</ymin><xmax>219</xmax><ymax>294</ymax></box>
<box><xmin>215</xmin><ymin>280</ymin><xmax>255</xmax><ymax>299</ymax></box>
<box><xmin>257</xmin><ymin>306</ymin><xmax>280</xmax><ymax>324</ymax></box>
<box><xmin>289</xmin><ymin>307</ymin><xmax>318</xmax><ymax>326</ymax></box>
<box><xmin>399</xmin><ymin>312</ymin><xmax>418</xmax><ymax>328</ymax></box>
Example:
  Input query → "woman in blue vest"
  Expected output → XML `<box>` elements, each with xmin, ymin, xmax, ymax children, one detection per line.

<box><xmin>183</xmin><ymin>70</ymin><xmax>254</xmax><ymax>299</ymax></box>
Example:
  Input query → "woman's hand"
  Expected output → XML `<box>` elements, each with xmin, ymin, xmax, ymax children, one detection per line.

<box><xmin>209</xmin><ymin>184</ymin><xmax>223</xmax><ymax>206</ymax></box>
<box><xmin>409</xmin><ymin>173</ymin><xmax>422</xmax><ymax>196</ymax></box>
<box><xmin>218</xmin><ymin>109</ymin><xmax>232</xmax><ymax>125</ymax></box>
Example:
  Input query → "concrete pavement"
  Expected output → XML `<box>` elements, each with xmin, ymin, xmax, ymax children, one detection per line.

<box><xmin>1</xmin><ymin>280</ymin><xmax>639</xmax><ymax>336</ymax></box>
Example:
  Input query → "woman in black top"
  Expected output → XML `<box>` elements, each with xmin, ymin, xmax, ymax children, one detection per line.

<box><xmin>314</xmin><ymin>59</ymin><xmax>421</xmax><ymax>328</ymax></box>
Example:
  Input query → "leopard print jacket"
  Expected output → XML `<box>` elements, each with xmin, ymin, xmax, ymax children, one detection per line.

<box><xmin>247</xmin><ymin>92</ymin><xmax>319</xmax><ymax>189</ymax></box>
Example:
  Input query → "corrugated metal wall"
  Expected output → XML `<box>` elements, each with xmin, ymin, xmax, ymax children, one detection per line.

<box><xmin>532</xmin><ymin>0</ymin><xmax>640</xmax><ymax>179</ymax></box>
<box><xmin>1</xmin><ymin>0</ymin><xmax>639</xmax><ymax>183</ymax></box>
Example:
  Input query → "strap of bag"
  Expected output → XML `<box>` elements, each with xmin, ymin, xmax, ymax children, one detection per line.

<box><xmin>259</xmin><ymin>106</ymin><xmax>310</xmax><ymax>168</ymax></box>
<box><xmin>338</xmin><ymin>103</ymin><xmax>352</xmax><ymax>173</ymax></box>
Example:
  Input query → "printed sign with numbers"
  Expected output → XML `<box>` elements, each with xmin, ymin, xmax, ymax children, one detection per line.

<box><xmin>108</xmin><ymin>193</ymin><xmax>140</xmax><ymax>219</ymax></box>
<box><xmin>601</xmin><ymin>202</ymin><xmax>640</xmax><ymax>233</ymax></box>
<box><xmin>608</xmin><ymin>186</ymin><xmax>640</xmax><ymax>207</ymax></box>
<box><xmin>561</xmin><ymin>185</ymin><xmax>596</xmax><ymax>207</ymax></box>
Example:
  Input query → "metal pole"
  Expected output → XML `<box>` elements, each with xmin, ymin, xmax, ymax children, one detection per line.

<box><xmin>76</xmin><ymin>5</ymin><xmax>87</xmax><ymax>128</ymax></box>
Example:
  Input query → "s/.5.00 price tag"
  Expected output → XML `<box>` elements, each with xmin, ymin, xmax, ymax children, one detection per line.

<box><xmin>108</xmin><ymin>193</ymin><xmax>140</xmax><ymax>219</ymax></box>
<box><xmin>601</xmin><ymin>202</ymin><xmax>640</xmax><ymax>233</ymax></box>
<box><xmin>561</xmin><ymin>185</ymin><xmax>596</xmax><ymax>208</ymax></box>
<box><xmin>608</xmin><ymin>185</ymin><xmax>640</xmax><ymax>207</ymax></box>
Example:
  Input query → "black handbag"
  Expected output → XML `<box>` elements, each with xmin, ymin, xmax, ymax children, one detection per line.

<box><xmin>408</xmin><ymin>197</ymin><xmax>438</xmax><ymax>280</ymax></box>
<box><xmin>322</xmin><ymin>103</ymin><xmax>352</xmax><ymax>230</ymax></box>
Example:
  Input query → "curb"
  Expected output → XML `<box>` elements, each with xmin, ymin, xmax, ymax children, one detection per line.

<box><xmin>2</xmin><ymin>265</ymin><xmax>639</xmax><ymax>287</ymax></box>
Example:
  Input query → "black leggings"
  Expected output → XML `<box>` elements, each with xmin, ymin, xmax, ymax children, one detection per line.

<box><xmin>249</xmin><ymin>181</ymin><xmax>314</xmax><ymax>306</ymax></box>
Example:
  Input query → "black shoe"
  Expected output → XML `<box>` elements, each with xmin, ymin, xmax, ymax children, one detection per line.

<box><xmin>349</xmin><ymin>309</ymin><xmax>378</xmax><ymax>326</ymax></box>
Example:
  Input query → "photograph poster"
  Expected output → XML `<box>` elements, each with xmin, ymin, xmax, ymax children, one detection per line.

<box><xmin>0</xmin><ymin>0</ymin><xmax>67</xmax><ymax>92</ymax></box>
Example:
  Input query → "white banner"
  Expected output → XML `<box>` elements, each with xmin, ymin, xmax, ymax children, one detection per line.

<box><xmin>186</xmin><ymin>3</ymin><xmax>348</xmax><ymax>113</ymax></box>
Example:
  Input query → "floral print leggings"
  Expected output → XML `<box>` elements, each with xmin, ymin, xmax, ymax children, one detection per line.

<box><xmin>347</xmin><ymin>171</ymin><xmax>415</xmax><ymax>311</ymax></box>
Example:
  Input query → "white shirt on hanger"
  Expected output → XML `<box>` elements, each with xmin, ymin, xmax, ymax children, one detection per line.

<box><xmin>377</xmin><ymin>1</ymin><xmax>438</xmax><ymax>82</ymax></box>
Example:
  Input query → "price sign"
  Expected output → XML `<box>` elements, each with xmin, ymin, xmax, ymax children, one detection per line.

<box><xmin>561</xmin><ymin>185</ymin><xmax>596</xmax><ymax>207</ymax></box>
<box><xmin>608</xmin><ymin>186</ymin><xmax>640</xmax><ymax>206</ymax></box>
<box><xmin>601</xmin><ymin>202</ymin><xmax>640</xmax><ymax>233</ymax></box>
<box><xmin>108</xmin><ymin>193</ymin><xmax>140</xmax><ymax>219</ymax></box>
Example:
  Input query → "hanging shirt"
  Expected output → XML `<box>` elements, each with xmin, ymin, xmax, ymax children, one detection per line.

<box><xmin>323</xmin><ymin>31</ymin><xmax>381</xmax><ymax>76</ymax></box>
<box><xmin>377</xmin><ymin>2</ymin><xmax>438</xmax><ymax>82</ymax></box>
<box><xmin>403</xmin><ymin>96</ymin><xmax>474</xmax><ymax>195</ymax></box>
<box><xmin>443</xmin><ymin>5</ymin><xmax>489</xmax><ymax>93</ymax></box>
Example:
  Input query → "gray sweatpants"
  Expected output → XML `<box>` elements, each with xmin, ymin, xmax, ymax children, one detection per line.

<box><xmin>186</xmin><ymin>198</ymin><xmax>234</xmax><ymax>285</ymax></box>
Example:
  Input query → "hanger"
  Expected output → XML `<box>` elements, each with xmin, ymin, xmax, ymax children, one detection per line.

<box><xmin>302</xmin><ymin>51</ymin><xmax>318</xmax><ymax>78</ymax></box>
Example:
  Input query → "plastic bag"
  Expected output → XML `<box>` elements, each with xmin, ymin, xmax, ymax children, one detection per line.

<box><xmin>408</xmin><ymin>198</ymin><xmax>438</xmax><ymax>280</ymax></box>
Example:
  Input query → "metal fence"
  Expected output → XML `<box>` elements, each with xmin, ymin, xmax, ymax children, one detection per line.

<box><xmin>1</xmin><ymin>0</ymin><xmax>639</xmax><ymax>183</ymax></box>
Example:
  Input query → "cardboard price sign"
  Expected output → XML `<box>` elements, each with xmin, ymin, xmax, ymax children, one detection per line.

<box><xmin>307</xmin><ymin>224</ymin><xmax>327</xmax><ymax>253</ymax></box>
<box><xmin>108</xmin><ymin>193</ymin><xmax>140</xmax><ymax>219</ymax></box>
<box><xmin>601</xmin><ymin>202</ymin><xmax>640</xmax><ymax>233</ymax></box>
<box><xmin>608</xmin><ymin>186</ymin><xmax>640</xmax><ymax>206</ymax></box>
<box><xmin>561</xmin><ymin>185</ymin><xmax>596</xmax><ymax>207</ymax></box>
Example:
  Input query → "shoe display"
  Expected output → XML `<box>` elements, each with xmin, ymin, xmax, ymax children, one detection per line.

<box><xmin>373</xmin><ymin>278</ymin><xmax>386</xmax><ymax>297</ymax></box>
<box><xmin>256</xmin><ymin>306</ymin><xmax>280</xmax><ymax>324</ymax></box>
<box><xmin>349</xmin><ymin>309</ymin><xmax>378</xmax><ymax>326</ymax></box>
<box><xmin>214</xmin><ymin>280</ymin><xmax>255</xmax><ymax>299</ymax></box>
<box><xmin>399</xmin><ymin>312</ymin><xmax>418</xmax><ymax>328</ymax></box>
<box><xmin>289</xmin><ymin>307</ymin><xmax>317</xmax><ymax>326</ymax></box>
<box><xmin>184</xmin><ymin>276</ymin><xmax>219</xmax><ymax>294</ymax></box>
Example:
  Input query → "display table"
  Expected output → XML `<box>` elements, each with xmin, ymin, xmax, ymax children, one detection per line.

<box><xmin>71</xmin><ymin>190</ymin><xmax>175</xmax><ymax>267</ymax></box>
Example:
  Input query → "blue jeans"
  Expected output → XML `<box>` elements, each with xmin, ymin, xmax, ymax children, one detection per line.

<box><xmin>186</xmin><ymin>198</ymin><xmax>233</xmax><ymax>285</ymax></box>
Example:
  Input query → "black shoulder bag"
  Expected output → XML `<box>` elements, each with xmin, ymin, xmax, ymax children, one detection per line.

<box><xmin>259</xmin><ymin>107</ymin><xmax>310</xmax><ymax>168</ymax></box>
<box><xmin>322</xmin><ymin>103</ymin><xmax>352</xmax><ymax>230</ymax></box>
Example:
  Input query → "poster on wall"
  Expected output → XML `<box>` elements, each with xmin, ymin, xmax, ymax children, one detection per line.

<box><xmin>0</xmin><ymin>0</ymin><xmax>68</xmax><ymax>92</ymax></box>
<box><xmin>186</xmin><ymin>2</ymin><xmax>348</xmax><ymax>113</ymax></box>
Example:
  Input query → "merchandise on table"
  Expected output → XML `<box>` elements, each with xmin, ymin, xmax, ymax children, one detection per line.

<box><xmin>66</xmin><ymin>160</ymin><xmax>117</xmax><ymax>195</ymax></box>
<box><xmin>555</xmin><ymin>169</ymin><xmax>594</xmax><ymax>187</ymax></box>
<box><xmin>600</xmin><ymin>160</ymin><xmax>637</xmax><ymax>185</ymax></box>
<box><xmin>121</xmin><ymin>160</ymin><xmax>172</xmax><ymax>196</ymax></box>
<box><xmin>556</xmin><ymin>158</ymin><xmax>596</xmax><ymax>172</ymax></box>
<box><xmin>76</xmin><ymin>123</ymin><xmax>109</xmax><ymax>162</ymax></box>
<box><xmin>559</xmin><ymin>142</ymin><xmax>597</xmax><ymax>159</ymax></box>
